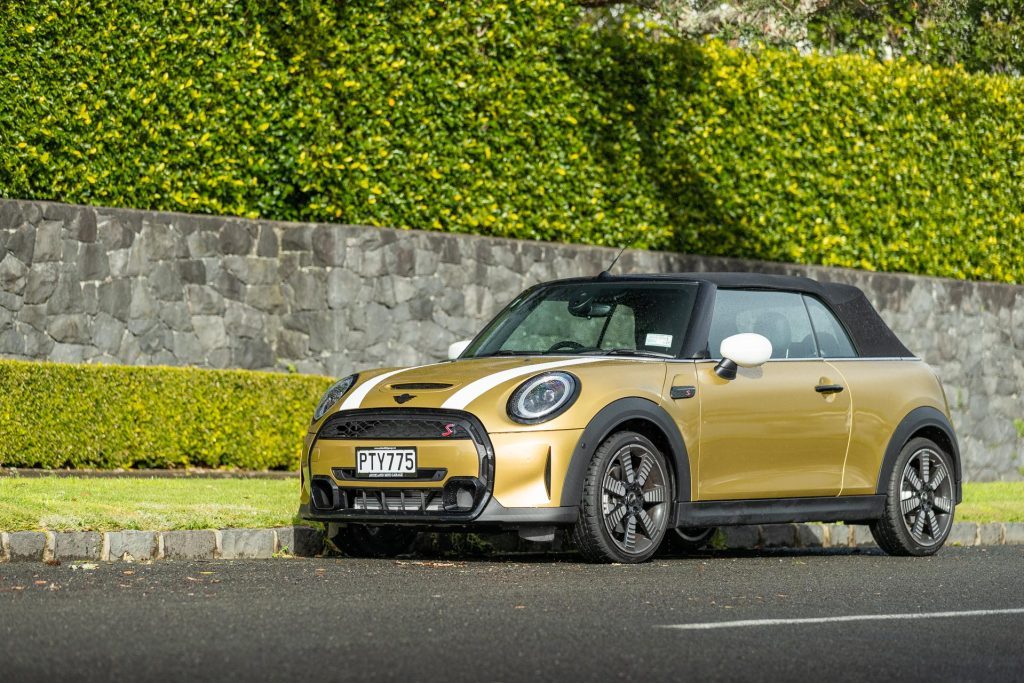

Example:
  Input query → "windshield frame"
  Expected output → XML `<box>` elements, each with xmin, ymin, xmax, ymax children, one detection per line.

<box><xmin>461</xmin><ymin>278</ymin><xmax>713</xmax><ymax>360</ymax></box>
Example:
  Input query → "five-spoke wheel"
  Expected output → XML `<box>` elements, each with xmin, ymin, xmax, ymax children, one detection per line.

<box><xmin>573</xmin><ymin>431</ymin><xmax>672</xmax><ymax>563</ymax></box>
<box><xmin>871</xmin><ymin>437</ymin><xmax>956</xmax><ymax>556</ymax></box>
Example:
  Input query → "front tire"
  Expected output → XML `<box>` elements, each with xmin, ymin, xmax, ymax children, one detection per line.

<box><xmin>330</xmin><ymin>524</ymin><xmax>418</xmax><ymax>558</ymax></box>
<box><xmin>572</xmin><ymin>431</ymin><xmax>673</xmax><ymax>563</ymax></box>
<box><xmin>871</xmin><ymin>437</ymin><xmax>956</xmax><ymax>556</ymax></box>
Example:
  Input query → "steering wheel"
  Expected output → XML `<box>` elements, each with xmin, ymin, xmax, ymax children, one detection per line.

<box><xmin>546</xmin><ymin>340</ymin><xmax>586</xmax><ymax>353</ymax></box>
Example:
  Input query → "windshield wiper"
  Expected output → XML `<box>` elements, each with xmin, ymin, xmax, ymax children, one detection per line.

<box><xmin>579</xmin><ymin>348</ymin><xmax>673</xmax><ymax>359</ymax></box>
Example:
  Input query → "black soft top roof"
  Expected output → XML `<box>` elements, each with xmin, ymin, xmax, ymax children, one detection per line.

<box><xmin>565</xmin><ymin>272</ymin><xmax>913</xmax><ymax>358</ymax></box>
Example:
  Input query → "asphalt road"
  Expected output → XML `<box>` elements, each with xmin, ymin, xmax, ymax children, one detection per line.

<box><xmin>2</xmin><ymin>546</ymin><xmax>1022</xmax><ymax>682</ymax></box>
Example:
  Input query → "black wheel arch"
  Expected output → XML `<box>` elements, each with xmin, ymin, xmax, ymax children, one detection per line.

<box><xmin>559</xmin><ymin>397</ymin><xmax>691</xmax><ymax>507</ymax></box>
<box><xmin>877</xmin><ymin>406</ymin><xmax>963</xmax><ymax>503</ymax></box>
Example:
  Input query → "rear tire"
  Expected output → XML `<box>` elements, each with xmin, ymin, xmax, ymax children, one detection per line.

<box><xmin>572</xmin><ymin>431</ymin><xmax>674</xmax><ymax>564</ymax></box>
<box><xmin>331</xmin><ymin>524</ymin><xmax>418</xmax><ymax>558</ymax></box>
<box><xmin>871</xmin><ymin>437</ymin><xmax>956</xmax><ymax>556</ymax></box>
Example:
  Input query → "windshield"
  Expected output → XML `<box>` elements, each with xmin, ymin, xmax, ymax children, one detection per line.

<box><xmin>464</xmin><ymin>281</ymin><xmax>699</xmax><ymax>359</ymax></box>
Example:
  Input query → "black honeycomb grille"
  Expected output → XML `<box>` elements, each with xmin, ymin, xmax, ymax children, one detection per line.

<box><xmin>319</xmin><ymin>417</ymin><xmax>471</xmax><ymax>441</ymax></box>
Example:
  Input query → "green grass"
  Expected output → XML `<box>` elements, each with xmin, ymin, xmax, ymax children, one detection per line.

<box><xmin>0</xmin><ymin>478</ymin><xmax>1020</xmax><ymax>532</ymax></box>
<box><xmin>0</xmin><ymin>478</ymin><xmax>301</xmax><ymax>532</ymax></box>
<box><xmin>955</xmin><ymin>482</ymin><xmax>1024</xmax><ymax>525</ymax></box>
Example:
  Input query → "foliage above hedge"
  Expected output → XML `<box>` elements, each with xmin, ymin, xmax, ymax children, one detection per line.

<box><xmin>0</xmin><ymin>360</ymin><xmax>332</xmax><ymax>470</ymax></box>
<box><xmin>1</xmin><ymin>1</ymin><xmax>1022</xmax><ymax>283</ymax></box>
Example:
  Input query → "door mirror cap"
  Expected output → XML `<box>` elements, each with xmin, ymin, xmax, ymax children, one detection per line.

<box><xmin>448</xmin><ymin>340</ymin><xmax>471</xmax><ymax>360</ymax></box>
<box><xmin>715</xmin><ymin>333</ymin><xmax>773</xmax><ymax>380</ymax></box>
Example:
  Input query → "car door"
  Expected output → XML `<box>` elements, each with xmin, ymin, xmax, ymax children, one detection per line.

<box><xmin>696</xmin><ymin>289</ymin><xmax>852</xmax><ymax>500</ymax></box>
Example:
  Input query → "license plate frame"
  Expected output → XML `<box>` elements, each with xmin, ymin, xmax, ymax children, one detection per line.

<box><xmin>354</xmin><ymin>447</ymin><xmax>418</xmax><ymax>479</ymax></box>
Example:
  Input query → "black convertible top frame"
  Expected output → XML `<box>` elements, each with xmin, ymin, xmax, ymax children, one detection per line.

<box><xmin>551</xmin><ymin>271</ymin><xmax>913</xmax><ymax>359</ymax></box>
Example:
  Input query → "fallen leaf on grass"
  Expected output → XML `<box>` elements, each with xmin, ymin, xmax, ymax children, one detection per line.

<box><xmin>70</xmin><ymin>563</ymin><xmax>98</xmax><ymax>571</ymax></box>
<box><xmin>122</xmin><ymin>570</ymin><xmax>135</xmax><ymax>576</ymax></box>
<box><xmin>34</xmin><ymin>580</ymin><xmax>47</xmax><ymax>585</ymax></box>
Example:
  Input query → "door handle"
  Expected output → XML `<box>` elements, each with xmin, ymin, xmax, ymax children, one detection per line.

<box><xmin>815</xmin><ymin>384</ymin><xmax>844</xmax><ymax>394</ymax></box>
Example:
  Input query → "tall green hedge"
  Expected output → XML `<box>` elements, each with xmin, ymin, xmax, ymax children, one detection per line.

<box><xmin>1</xmin><ymin>1</ymin><xmax>1022</xmax><ymax>283</ymax></box>
<box><xmin>0</xmin><ymin>360</ymin><xmax>332</xmax><ymax>469</ymax></box>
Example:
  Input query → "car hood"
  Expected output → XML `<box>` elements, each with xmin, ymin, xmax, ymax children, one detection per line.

<box><xmin>320</xmin><ymin>356</ymin><xmax>670</xmax><ymax>433</ymax></box>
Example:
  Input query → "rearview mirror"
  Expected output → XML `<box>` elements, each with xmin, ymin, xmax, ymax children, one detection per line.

<box><xmin>715</xmin><ymin>333</ymin><xmax>772</xmax><ymax>380</ymax></box>
<box><xmin>448</xmin><ymin>340</ymin><xmax>471</xmax><ymax>360</ymax></box>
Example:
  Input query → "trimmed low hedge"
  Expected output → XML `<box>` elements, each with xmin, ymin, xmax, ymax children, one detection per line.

<box><xmin>1</xmin><ymin>1</ymin><xmax>1022</xmax><ymax>283</ymax></box>
<box><xmin>0</xmin><ymin>360</ymin><xmax>332</xmax><ymax>470</ymax></box>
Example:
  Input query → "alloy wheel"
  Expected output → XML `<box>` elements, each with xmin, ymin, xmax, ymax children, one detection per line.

<box><xmin>601</xmin><ymin>442</ymin><xmax>670</xmax><ymax>555</ymax></box>
<box><xmin>899</xmin><ymin>447</ymin><xmax>954</xmax><ymax>546</ymax></box>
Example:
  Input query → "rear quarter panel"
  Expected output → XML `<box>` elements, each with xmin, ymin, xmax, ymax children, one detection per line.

<box><xmin>828</xmin><ymin>359</ymin><xmax>950</xmax><ymax>495</ymax></box>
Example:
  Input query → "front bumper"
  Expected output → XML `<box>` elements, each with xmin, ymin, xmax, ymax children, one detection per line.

<box><xmin>299</xmin><ymin>408</ymin><xmax>583</xmax><ymax>528</ymax></box>
<box><xmin>300</xmin><ymin>498</ymin><xmax>579</xmax><ymax>528</ymax></box>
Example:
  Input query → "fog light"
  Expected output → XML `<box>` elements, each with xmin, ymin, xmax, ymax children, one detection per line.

<box><xmin>442</xmin><ymin>479</ymin><xmax>480</xmax><ymax>512</ymax></box>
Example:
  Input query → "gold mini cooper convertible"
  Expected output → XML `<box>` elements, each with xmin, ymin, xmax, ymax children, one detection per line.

<box><xmin>300</xmin><ymin>273</ymin><xmax>960</xmax><ymax>563</ymax></box>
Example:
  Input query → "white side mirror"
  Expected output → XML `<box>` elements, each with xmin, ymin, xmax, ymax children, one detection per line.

<box><xmin>716</xmin><ymin>333</ymin><xmax>772</xmax><ymax>379</ymax></box>
<box><xmin>448</xmin><ymin>339</ymin><xmax>471</xmax><ymax>360</ymax></box>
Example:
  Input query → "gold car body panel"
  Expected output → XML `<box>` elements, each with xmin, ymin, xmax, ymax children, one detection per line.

<box><xmin>828</xmin><ymin>359</ymin><xmax>949</xmax><ymax>495</ymax></box>
<box><xmin>489</xmin><ymin>429</ymin><xmax>584</xmax><ymax>508</ymax></box>
<box><xmin>694</xmin><ymin>359</ymin><xmax>853</xmax><ymax>500</ymax></box>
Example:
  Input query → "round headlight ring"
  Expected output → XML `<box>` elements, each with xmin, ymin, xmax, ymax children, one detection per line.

<box><xmin>313</xmin><ymin>374</ymin><xmax>358</xmax><ymax>423</ymax></box>
<box><xmin>507</xmin><ymin>372</ymin><xmax>580</xmax><ymax>425</ymax></box>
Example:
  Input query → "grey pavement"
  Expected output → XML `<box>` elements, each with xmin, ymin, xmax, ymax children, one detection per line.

<box><xmin>1</xmin><ymin>546</ymin><xmax>1022</xmax><ymax>682</ymax></box>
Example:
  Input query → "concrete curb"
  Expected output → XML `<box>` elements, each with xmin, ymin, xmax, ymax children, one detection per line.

<box><xmin>0</xmin><ymin>527</ymin><xmax>326</xmax><ymax>563</ymax></box>
<box><xmin>0</xmin><ymin>523</ymin><xmax>1020</xmax><ymax>563</ymax></box>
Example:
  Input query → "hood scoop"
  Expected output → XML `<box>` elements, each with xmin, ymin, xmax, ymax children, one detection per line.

<box><xmin>388</xmin><ymin>382</ymin><xmax>454</xmax><ymax>391</ymax></box>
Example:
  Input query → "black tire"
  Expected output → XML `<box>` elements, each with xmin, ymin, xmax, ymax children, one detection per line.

<box><xmin>871</xmin><ymin>437</ymin><xmax>956</xmax><ymax>556</ymax></box>
<box><xmin>572</xmin><ymin>431</ymin><xmax>674</xmax><ymax>564</ymax></box>
<box><xmin>331</xmin><ymin>524</ymin><xmax>418</xmax><ymax>558</ymax></box>
<box><xmin>662</xmin><ymin>526</ymin><xmax>717</xmax><ymax>554</ymax></box>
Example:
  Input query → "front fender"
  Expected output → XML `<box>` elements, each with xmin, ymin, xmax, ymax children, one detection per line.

<box><xmin>558</xmin><ymin>397</ymin><xmax>691</xmax><ymax>507</ymax></box>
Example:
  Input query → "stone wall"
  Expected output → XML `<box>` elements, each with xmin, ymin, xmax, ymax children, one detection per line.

<box><xmin>1</xmin><ymin>199</ymin><xmax>1021</xmax><ymax>481</ymax></box>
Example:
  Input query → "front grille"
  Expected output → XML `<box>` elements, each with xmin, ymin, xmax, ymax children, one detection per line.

<box><xmin>310</xmin><ymin>409</ymin><xmax>495</xmax><ymax>521</ymax></box>
<box><xmin>319</xmin><ymin>417</ymin><xmax>471</xmax><ymax>440</ymax></box>
<box><xmin>343</xmin><ymin>488</ymin><xmax>444</xmax><ymax>513</ymax></box>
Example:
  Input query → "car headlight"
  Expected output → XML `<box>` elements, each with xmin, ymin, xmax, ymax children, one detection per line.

<box><xmin>507</xmin><ymin>372</ymin><xmax>579</xmax><ymax>424</ymax></box>
<box><xmin>313</xmin><ymin>374</ymin><xmax>358</xmax><ymax>423</ymax></box>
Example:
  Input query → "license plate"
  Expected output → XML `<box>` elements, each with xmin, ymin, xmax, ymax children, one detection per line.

<box><xmin>355</xmin><ymin>447</ymin><xmax>417</xmax><ymax>479</ymax></box>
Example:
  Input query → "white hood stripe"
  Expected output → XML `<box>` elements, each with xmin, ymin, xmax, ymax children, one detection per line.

<box><xmin>440</xmin><ymin>358</ymin><xmax>604</xmax><ymax>410</ymax></box>
<box><xmin>339</xmin><ymin>363</ymin><xmax>439</xmax><ymax>411</ymax></box>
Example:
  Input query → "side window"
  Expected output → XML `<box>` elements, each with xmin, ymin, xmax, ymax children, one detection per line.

<box><xmin>707</xmin><ymin>290</ymin><xmax>817</xmax><ymax>359</ymax></box>
<box><xmin>804</xmin><ymin>296</ymin><xmax>857</xmax><ymax>358</ymax></box>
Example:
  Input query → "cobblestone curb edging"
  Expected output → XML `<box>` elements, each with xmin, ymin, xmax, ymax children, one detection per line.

<box><xmin>0</xmin><ymin>523</ymin><xmax>1020</xmax><ymax>563</ymax></box>
<box><xmin>0</xmin><ymin>526</ymin><xmax>325</xmax><ymax>563</ymax></box>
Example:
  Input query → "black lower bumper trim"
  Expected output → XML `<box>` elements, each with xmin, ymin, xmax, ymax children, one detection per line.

<box><xmin>300</xmin><ymin>498</ymin><xmax>578</xmax><ymax>528</ymax></box>
<box><xmin>674</xmin><ymin>495</ymin><xmax>886</xmax><ymax>527</ymax></box>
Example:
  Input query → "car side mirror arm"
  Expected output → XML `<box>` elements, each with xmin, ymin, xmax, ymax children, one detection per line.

<box><xmin>714</xmin><ymin>358</ymin><xmax>738</xmax><ymax>380</ymax></box>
